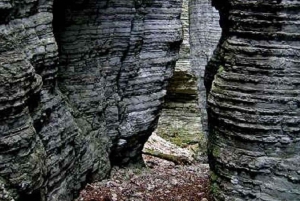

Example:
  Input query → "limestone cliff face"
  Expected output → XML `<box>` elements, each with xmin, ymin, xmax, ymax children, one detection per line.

<box><xmin>207</xmin><ymin>0</ymin><xmax>300</xmax><ymax>200</ymax></box>
<box><xmin>156</xmin><ymin>0</ymin><xmax>221</xmax><ymax>151</ymax></box>
<box><xmin>156</xmin><ymin>0</ymin><xmax>202</xmax><ymax>148</ymax></box>
<box><xmin>0</xmin><ymin>0</ymin><xmax>182</xmax><ymax>200</ymax></box>
<box><xmin>189</xmin><ymin>0</ymin><xmax>221</xmax><ymax>135</ymax></box>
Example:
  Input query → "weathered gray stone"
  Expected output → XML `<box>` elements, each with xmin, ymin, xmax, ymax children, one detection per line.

<box><xmin>207</xmin><ymin>0</ymin><xmax>300</xmax><ymax>200</ymax></box>
<box><xmin>156</xmin><ymin>0</ymin><xmax>202</xmax><ymax>148</ymax></box>
<box><xmin>0</xmin><ymin>0</ymin><xmax>182</xmax><ymax>200</ymax></box>
<box><xmin>156</xmin><ymin>0</ymin><xmax>221</xmax><ymax>153</ymax></box>
<box><xmin>189</xmin><ymin>0</ymin><xmax>221</xmax><ymax>135</ymax></box>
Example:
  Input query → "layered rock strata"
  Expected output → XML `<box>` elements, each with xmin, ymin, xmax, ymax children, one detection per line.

<box><xmin>156</xmin><ymin>0</ymin><xmax>202</xmax><ymax>147</ymax></box>
<box><xmin>207</xmin><ymin>0</ymin><xmax>300</xmax><ymax>200</ymax></box>
<box><xmin>156</xmin><ymin>0</ymin><xmax>221</xmax><ymax>149</ymax></box>
<box><xmin>189</xmin><ymin>0</ymin><xmax>221</xmax><ymax>135</ymax></box>
<box><xmin>54</xmin><ymin>0</ymin><xmax>182</xmax><ymax>166</ymax></box>
<box><xmin>0</xmin><ymin>0</ymin><xmax>182</xmax><ymax>200</ymax></box>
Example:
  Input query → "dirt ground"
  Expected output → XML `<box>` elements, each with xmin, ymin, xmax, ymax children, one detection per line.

<box><xmin>76</xmin><ymin>133</ymin><xmax>211</xmax><ymax>201</ymax></box>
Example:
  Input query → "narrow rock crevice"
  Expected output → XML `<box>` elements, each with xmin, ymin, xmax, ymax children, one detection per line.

<box><xmin>189</xmin><ymin>0</ymin><xmax>221</xmax><ymax>136</ymax></box>
<box><xmin>156</xmin><ymin>0</ymin><xmax>195</xmax><ymax>142</ymax></box>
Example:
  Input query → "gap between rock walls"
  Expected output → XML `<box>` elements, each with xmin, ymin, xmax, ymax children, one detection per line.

<box><xmin>1</xmin><ymin>0</ymin><xmax>299</xmax><ymax>201</ymax></box>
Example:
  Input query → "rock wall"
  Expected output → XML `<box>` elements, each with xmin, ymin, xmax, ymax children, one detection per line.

<box><xmin>0</xmin><ymin>0</ymin><xmax>182</xmax><ymax>200</ymax></box>
<box><xmin>189</xmin><ymin>0</ymin><xmax>221</xmax><ymax>135</ymax></box>
<box><xmin>207</xmin><ymin>0</ymin><xmax>300</xmax><ymax>200</ymax></box>
<box><xmin>155</xmin><ymin>0</ymin><xmax>202</xmax><ymax>148</ymax></box>
<box><xmin>156</xmin><ymin>0</ymin><xmax>221</xmax><ymax>151</ymax></box>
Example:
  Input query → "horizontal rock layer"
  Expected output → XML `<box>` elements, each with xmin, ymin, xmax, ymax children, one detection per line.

<box><xmin>157</xmin><ymin>0</ymin><xmax>221</xmax><ymax>150</ymax></box>
<box><xmin>0</xmin><ymin>0</ymin><xmax>182</xmax><ymax>200</ymax></box>
<box><xmin>156</xmin><ymin>0</ymin><xmax>202</xmax><ymax>147</ymax></box>
<box><xmin>189</xmin><ymin>0</ymin><xmax>221</xmax><ymax>135</ymax></box>
<box><xmin>207</xmin><ymin>0</ymin><xmax>300</xmax><ymax>200</ymax></box>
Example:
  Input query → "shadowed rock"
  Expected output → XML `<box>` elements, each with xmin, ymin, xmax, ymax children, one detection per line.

<box><xmin>207</xmin><ymin>0</ymin><xmax>300</xmax><ymax>200</ymax></box>
<box><xmin>189</xmin><ymin>0</ymin><xmax>221</xmax><ymax>135</ymax></box>
<box><xmin>0</xmin><ymin>0</ymin><xmax>182</xmax><ymax>200</ymax></box>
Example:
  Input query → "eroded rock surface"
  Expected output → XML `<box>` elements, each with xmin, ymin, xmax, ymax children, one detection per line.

<box><xmin>0</xmin><ymin>0</ymin><xmax>182</xmax><ymax>200</ymax></box>
<box><xmin>207</xmin><ymin>0</ymin><xmax>300</xmax><ymax>200</ymax></box>
<box><xmin>156</xmin><ymin>0</ymin><xmax>221</xmax><ymax>152</ymax></box>
<box><xmin>189</xmin><ymin>0</ymin><xmax>221</xmax><ymax>135</ymax></box>
<box><xmin>156</xmin><ymin>0</ymin><xmax>202</xmax><ymax>150</ymax></box>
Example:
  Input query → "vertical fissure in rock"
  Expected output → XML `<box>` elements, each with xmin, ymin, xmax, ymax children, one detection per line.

<box><xmin>52</xmin><ymin>0</ymin><xmax>67</xmax><ymax>50</ymax></box>
<box><xmin>189</xmin><ymin>0</ymin><xmax>222</xmax><ymax>136</ymax></box>
<box><xmin>155</xmin><ymin>0</ymin><xmax>201</xmax><ymax>155</ymax></box>
<box><xmin>155</xmin><ymin>0</ymin><xmax>221</xmax><ymax>160</ymax></box>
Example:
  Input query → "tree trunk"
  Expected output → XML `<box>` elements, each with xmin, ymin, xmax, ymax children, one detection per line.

<box><xmin>143</xmin><ymin>149</ymin><xmax>192</xmax><ymax>165</ymax></box>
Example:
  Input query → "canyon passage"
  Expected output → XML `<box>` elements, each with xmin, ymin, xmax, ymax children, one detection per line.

<box><xmin>0</xmin><ymin>0</ymin><xmax>299</xmax><ymax>200</ymax></box>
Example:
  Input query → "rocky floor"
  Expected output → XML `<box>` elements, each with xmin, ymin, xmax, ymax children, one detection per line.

<box><xmin>76</xmin><ymin>134</ymin><xmax>211</xmax><ymax>201</ymax></box>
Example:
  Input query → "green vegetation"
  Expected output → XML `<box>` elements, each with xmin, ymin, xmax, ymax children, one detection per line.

<box><xmin>210</xmin><ymin>172</ymin><xmax>218</xmax><ymax>182</ymax></box>
<box><xmin>210</xmin><ymin>183</ymin><xmax>221</xmax><ymax>197</ymax></box>
<box><xmin>212</xmin><ymin>146</ymin><xmax>221</xmax><ymax>157</ymax></box>
<box><xmin>217</xmin><ymin>65</ymin><xmax>224</xmax><ymax>74</ymax></box>
<box><xmin>157</xmin><ymin>125</ymin><xmax>207</xmax><ymax>160</ymax></box>
<box><xmin>159</xmin><ymin>126</ymin><xmax>200</xmax><ymax>148</ymax></box>
<box><xmin>210</xmin><ymin>172</ymin><xmax>221</xmax><ymax>199</ymax></box>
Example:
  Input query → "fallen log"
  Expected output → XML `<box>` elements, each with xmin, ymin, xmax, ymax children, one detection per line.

<box><xmin>142</xmin><ymin>149</ymin><xmax>192</xmax><ymax>165</ymax></box>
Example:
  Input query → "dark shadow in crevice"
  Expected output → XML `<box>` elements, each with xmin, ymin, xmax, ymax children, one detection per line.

<box><xmin>18</xmin><ymin>190</ymin><xmax>42</xmax><ymax>201</ymax></box>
